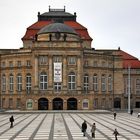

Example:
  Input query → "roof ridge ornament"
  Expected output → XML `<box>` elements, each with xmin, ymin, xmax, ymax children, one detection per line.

<box><xmin>48</xmin><ymin>5</ymin><xmax>66</xmax><ymax>12</ymax></box>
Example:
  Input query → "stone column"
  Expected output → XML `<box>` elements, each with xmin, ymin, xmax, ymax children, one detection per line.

<box><xmin>48</xmin><ymin>55</ymin><xmax>53</xmax><ymax>90</ymax></box>
<box><xmin>34</xmin><ymin>56</ymin><xmax>38</xmax><ymax>87</ymax></box>
<box><xmin>63</xmin><ymin>56</ymin><xmax>67</xmax><ymax>90</ymax></box>
<box><xmin>77</xmin><ymin>57</ymin><xmax>82</xmax><ymax>91</ymax></box>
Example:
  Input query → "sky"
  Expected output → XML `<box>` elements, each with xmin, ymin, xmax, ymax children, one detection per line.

<box><xmin>0</xmin><ymin>0</ymin><xmax>140</xmax><ymax>59</ymax></box>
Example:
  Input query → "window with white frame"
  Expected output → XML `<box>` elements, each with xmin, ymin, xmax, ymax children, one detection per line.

<box><xmin>68</xmin><ymin>72</ymin><xmax>76</xmax><ymax>90</ymax></box>
<box><xmin>9</xmin><ymin>74</ymin><xmax>14</xmax><ymax>91</ymax></box>
<box><xmin>2</xmin><ymin>74</ymin><xmax>6</xmax><ymax>91</ymax></box>
<box><xmin>26</xmin><ymin>74</ymin><xmax>31</xmax><ymax>93</ymax></box>
<box><xmin>17</xmin><ymin>74</ymin><xmax>22</xmax><ymax>92</ymax></box>
<box><xmin>54</xmin><ymin>83</ymin><xmax>61</xmax><ymax>91</ymax></box>
<box><xmin>68</xmin><ymin>57</ymin><xmax>76</xmax><ymax>65</ymax></box>
<box><xmin>40</xmin><ymin>72</ymin><xmax>47</xmax><ymax>90</ymax></box>
<box><xmin>101</xmin><ymin>74</ymin><xmax>106</xmax><ymax>92</ymax></box>
<box><xmin>93</xmin><ymin>74</ymin><xmax>98</xmax><ymax>91</ymax></box>
<box><xmin>108</xmin><ymin>75</ymin><xmax>112</xmax><ymax>91</ymax></box>
<box><xmin>84</xmin><ymin>74</ymin><xmax>89</xmax><ymax>91</ymax></box>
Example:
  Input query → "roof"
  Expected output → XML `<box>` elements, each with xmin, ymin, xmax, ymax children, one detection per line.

<box><xmin>119</xmin><ymin>50</ymin><xmax>140</xmax><ymax>69</ymax></box>
<box><xmin>38</xmin><ymin>22</ymin><xmax>77</xmax><ymax>35</ymax></box>
<box><xmin>22</xmin><ymin>21</ymin><xmax>92</xmax><ymax>40</ymax></box>
<box><xmin>41</xmin><ymin>11</ymin><xmax>73</xmax><ymax>17</ymax></box>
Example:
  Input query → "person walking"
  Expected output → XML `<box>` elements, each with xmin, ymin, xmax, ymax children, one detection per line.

<box><xmin>9</xmin><ymin>115</ymin><xmax>14</xmax><ymax>128</ymax></box>
<box><xmin>91</xmin><ymin>123</ymin><xmax>96</xmax><ymax>138</ymax></box>
<box><xmin>113</xmin><ymin>128</ymin><xmax>119</xmax><ymax>140</ymax></box>
<box><xmin>82</xmin><ymin>120</ymin><xmax>87</xmax><ymax>137</ymax></box>
<box><xmin>114</xmin><ymin>112</ymin><xmax>117</xmax><ymax>120</ymax></box>
<box><xmin>130</xmin><ymin>109</ymin><xmax>133</xmax><ymax>115</ymax></box>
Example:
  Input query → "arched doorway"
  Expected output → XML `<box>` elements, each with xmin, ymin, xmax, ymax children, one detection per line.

<box><xmin>53</xmin><ymin>98</ymin><xmax>63</xmax><ymax>110</ymax></box>
<box><xmin>67</xmin><ymin>98</ymin><xmax>77</xmax><ymax>110</ymax></box>
<box><xmin>114</xmin><ymin>98</ymin><xmax>121</xmax><ymax>109</ymax></box>
<box><xmin>38</xmin><ymin>98</ymin><xmax>48</xmax><ymax>110</ymax></box>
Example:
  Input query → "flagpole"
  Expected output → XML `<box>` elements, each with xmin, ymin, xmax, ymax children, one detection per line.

<box><xmin>128</xmin><ymin>66</ymin><xmax>131</xmax><ymax>113</ymax></box>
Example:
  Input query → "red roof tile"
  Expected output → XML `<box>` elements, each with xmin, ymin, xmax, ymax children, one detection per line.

<box><xmin>22</xmin><ymin>21</ymin><xmax>92</xmax><ymax>40</ymax></box>
<box><xmin>119</xmin><ymin>50</ymin><xmax>140</xmax><ymax>68</ymax></box>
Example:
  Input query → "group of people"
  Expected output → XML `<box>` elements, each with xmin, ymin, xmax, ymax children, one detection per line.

<box><xmin>82</xmin><ymin>120</ymin><xmax>96</xmax><ymax>138</ymax></box>
<box><xmin>82</xmin><ymin>119</ymin><xmax>119</xmax><ymax>139</ymax></box>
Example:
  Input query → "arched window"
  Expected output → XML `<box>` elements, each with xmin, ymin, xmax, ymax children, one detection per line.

<box><xmin>108</xmin><ymin>75</ymin><xmax>112</xmax><ymax>91</ymax></box>
<box><xmin>9</xmin><ymin>74</ymin><xmax>14</xmax><ymax>91</ymax></box>
<box><xmin>68</xmin><ymin>72</ymin><xmax>76</xmax><ymax>90</ymax></box>
<box><xmin>101</xmin><ymin>74</ymin><xmax>106</xmax><ymax>92</ymax></box>
<box><xmin>84</xmin><ymin>74</ymin><xmax>89</xmax><ymax>91</ymax></box>
<box><xmin>17</xmin><ymin>74</ymin><xmax>22</xmax><ymax>92</ymax></box>
<box><xmin>26</xmin><ymin>73</ymin><xmax>31</xmax><ymax>93</ymax></box>
<box><xmin>2</xmin><ymin>74</ymin><xmax>6</xmax><ymax>91</ymax></box>
<box><xmin>93</xmin><ymin>74</ymin><xmax>98</xmax><ymax>92</ymax></box>
<box><xmin>40</xmin><ymin>72</ymin><xmax>47</xmax><ymax>90</ymax></box>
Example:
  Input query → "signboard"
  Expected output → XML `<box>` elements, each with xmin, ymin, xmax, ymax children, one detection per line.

<box><xmin>54</xmin><ymin>62</ymin><xmax>62</xmax><ymax>82</ymax></box>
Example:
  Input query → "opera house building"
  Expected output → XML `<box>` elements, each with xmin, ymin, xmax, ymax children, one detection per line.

<box><xmin>0</xmin><ymin>7</ymin><xmax>140</xmax><ymax>111</ymax></box>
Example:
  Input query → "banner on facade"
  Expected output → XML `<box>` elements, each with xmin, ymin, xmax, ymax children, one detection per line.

<box><xmin>54</xmin><ymin>62</ymin><xmax>62</xmax><ymax>82</ymax></box>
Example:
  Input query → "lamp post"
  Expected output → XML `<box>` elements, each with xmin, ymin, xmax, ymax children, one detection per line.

<box><xmin>128</xmin><ymin>66</ymin><xmax>131</xmax><ymax>113</ymax></box>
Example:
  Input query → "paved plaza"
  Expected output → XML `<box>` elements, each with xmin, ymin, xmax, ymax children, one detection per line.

<box><xmin>0</xmin><ymin>111</ymin><xmax>140</xmax><ymax>140</ymax></box>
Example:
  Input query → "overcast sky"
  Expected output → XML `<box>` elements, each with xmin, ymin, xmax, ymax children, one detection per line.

<box><xmin>0</xmin><ymin>0</ymin><xmax>140</xmax><ymax>58</ymax></box>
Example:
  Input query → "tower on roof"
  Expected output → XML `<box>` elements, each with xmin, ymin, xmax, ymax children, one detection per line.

<box><xmin>38</xmin><ymin>6</ymin><xmax>76</xmax><ymax>22</ymax></box>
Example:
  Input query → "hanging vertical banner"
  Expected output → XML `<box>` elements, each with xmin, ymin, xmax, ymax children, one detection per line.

<box><xmin>54</xmin><ymin>62</ymin><xmax>62</xmax><ymax>82</ymax></box>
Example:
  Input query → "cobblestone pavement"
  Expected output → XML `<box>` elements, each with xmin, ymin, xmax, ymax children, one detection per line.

<box><xmin>0</xmin><ymin>112</ymin><xmax>140</xmax><ymax>140</ymax></box>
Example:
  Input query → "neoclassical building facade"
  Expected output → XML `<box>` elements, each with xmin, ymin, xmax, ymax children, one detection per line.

<box><xmin>0</xmin><ymin>7</ymin><xmax>140</xmax><ymax>110</ymax></box>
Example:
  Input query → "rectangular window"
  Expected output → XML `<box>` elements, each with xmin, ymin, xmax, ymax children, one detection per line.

<box><xmin>17</xmin><ymin>75</ymin><xmax>22</xmax><ymax>91</ymax></box>
<box><xmin>9</xmin><ymin>61</ymin><xmax>13</xmax><ymax>68</ymax></box>
<box><xmin>39</xmin><ymin>56</ymin><xmax>48</xmax><ymax>65</ymax></box>
<box><xmin>93</xmin><ymin>75</ymin><xmax>98</xmax><ymax>92</ymax></box>
<box><xmin>68</xmin><ymin>74</ymin><xmax>76</xmax><ymax>90</ymax></box>
<box><xmin>53</xmin><ymin>56</ymin><xmax>62</xmax><ymax>62</ymax></box>
<box><xmin>84</xmin><ymin>60</ymin><xmax>88</xmax><ymax>66</ymax></box>
<box><xmin>108</xmin><ymin>76</ymin><xmax>112</xmax><ymax>91</ymax></box>
<box><xmin>1</xmin><ymin>61</ymin><xmax>6</xmax><ymax>68</ymax></box>
<box><xmin>93</xmin><ymin>61</ymin><xmax>98</xmax><ymax>67</ymax></box>
<box><xmin>101</xmin><ymin>76</ymin><xmax>106</xmax><ymax>92</ymax></box>
<box><xmin>40</xmin><ymin>74</ymin><xmax>47</xmax><ymax>90</ymax></box>
<box><xmin>27</xmin><ymin>60</ymin><xmax>31</xmax><ymax>66</ymax></box>
<box><xmin>9</xmin><ymin>75</ymin><xmax>14</xmax><ymax>91</ymax></box>
<box><xmin>94</xmin><ymin>98</ymin><xmax>98</xmax><ymax>108</ymax></box>
<box><xmin>54</xmin><ymin>83</ymin><xmax>61</xmax><ymax>92</ymax></box>
<box><xmin>68</xmin><ymin>57</ymin><xmax>76</xmax><ymax>65</ymax></box>
<box><xmin>2</xmin><ymin>75</ymin><xmax>6</xmax><ymax>91</ymax></box>
<box><xmin>26</xmin><ymin>75</ymin><xmax>31</xmax><ymax>93</ymax></box>
<box><xmin>84</xmin><ymin>75</ymin><xmax>89</xmax><ymax>91</ymax></box>
<box><xmin>9</xmin><ymin>98</ymin><xmax>13</xmax><ymax>108</ymax></box>
<box><xmin>136</xmin><ymin>79</ymin><xmax>140</xmax><ymax>94</ymax></box>
<box><xmin>17</xmin><ymin>61</ymin><xmax>21</xmax><ymax>67</ymax></box>
<box><xmin>2</xmin><ymin>98</ymin><xmax>5</xmax><ymax>108</ymax></box>
<box><xmin>16</xmin><ymin>98</ymin><xmax>21</xmax><ymax>108</ymax></box>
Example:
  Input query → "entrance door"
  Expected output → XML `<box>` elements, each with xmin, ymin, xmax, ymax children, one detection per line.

<box><xmin>53</xmin><ymin>98</ymin><xmax>63</xmax><ymax>110</ymax></box>
<box><xmin>67</xmin><ymin>98</ymin><xmax>77</xmax><ymax>110</ymax></box>
<box><xmin>38</xmin><ymin>98</ymin><xmax>48</xmax><ymax>110</ymax></box>
<box><xmin>114</xmin><ymin>98</ymin><xmax>121</xmax><ymax>109</ymax></box>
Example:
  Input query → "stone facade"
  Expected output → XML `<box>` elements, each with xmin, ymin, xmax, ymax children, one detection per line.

<box><xmin>0</xmin><ymin>8</ymin><xmax>140</xmax><ymax>111</ymax></box>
